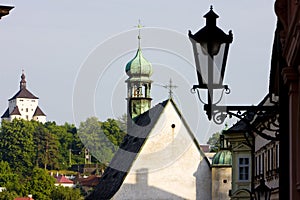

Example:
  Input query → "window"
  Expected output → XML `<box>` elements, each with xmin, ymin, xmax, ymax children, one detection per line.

<box><xmin>239</xmin><ymin>157</ymin><xmax>250</xmax><ymax>181</ymax></box>
<box><xmin>276</xmin><ymin>144</ymin><xmax>279</xmax><ymax>169</ymax></box>
<box><xmin>31</xmin><ymin>100</ymin><xmax>35</xmax><ymax>102</ymax></box>
<box><xmin>26</xmin><ymin>108</ymin><xmax>28</xmax><ymax>112</ymax></box>
<box><xmin>255</xmin><ymin>156</ymin><xmax>259</xmax><ymax>176</ymax></box>
<box><xmin>270</xmin><ymin>148</ymin><xmax>274</xmax><ymax>171</ymax></box>
<box><xmin>267</xmin><ymin>149</ymin><xmax>271</xmax><ymax>172</ymax></box>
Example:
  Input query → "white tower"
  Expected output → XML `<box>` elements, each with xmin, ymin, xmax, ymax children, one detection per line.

<box><xmin>1</xmin><ymin>71</ymin><xmax>46</xmax><ymax>123</ymax></box>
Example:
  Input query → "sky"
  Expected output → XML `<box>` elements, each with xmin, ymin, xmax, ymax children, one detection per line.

<box><xmin>0</xmin><ymin>1</ymin><xmax>277</xmax><ymax>144</ymax></box>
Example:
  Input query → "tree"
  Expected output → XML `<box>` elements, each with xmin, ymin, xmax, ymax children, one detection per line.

<box><xmin>51</xmin><ymin>186</ymin><xmax>83</xmax><ymax>200</ymax></box>
<box><xmin>45</xmin><ymin>122</ymin><xmax>75</xmax><ymax>169</ymax></box>
<box><xmin>26</xmin><ymin>168</ymin><xmax>55</xmax><ymax>200</ymax></box>
<box><xmin>101</xmin><ymin>118</ymin><xmax>126</xmax><ymax>146</ymax></box>
<box><xmin>78</xmin><ymin>117</ymin><xmax>118</xmax><ymax>164</ymax></box>
<box><xmin>117</xmin><ymin>113</ymin><xmax>127</xmax><ymax>134</ymax></box>
<box><xmin>63</xmin><ymin>123</ymin><xmax>84</xmax><ymax>165</ymax></box>
<box><xmin>33</xmin><ymin>123</ymin><xmax>60</xmax><ymax>170</ymax></box>
<box><xmin>206</xmin><ymin>132</ymin><xmax>221</xmax><ymax>152</ymax></box>
<box><xmin>0</xmin><ymin>119</ymin><xmax>35</xmax><ymax>174</ymax></box>
<box><xmin>0</xmin><ymin>190</ymin><xmax>18</xmax><ymax>200</ymax></box>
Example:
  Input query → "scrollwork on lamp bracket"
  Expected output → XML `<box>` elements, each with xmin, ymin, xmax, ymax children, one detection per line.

<box><xmin>205</xmin><ymin>104</ymin><xmax>280</xmax><ymax>141</ymax></box>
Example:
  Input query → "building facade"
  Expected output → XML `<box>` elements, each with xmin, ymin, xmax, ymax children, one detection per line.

<box><xmin>223</xmin><ymin>122</ymin><xmax>253</xmax><ymax>199</ymax></box>
<box><xmin>273</xmin><ymin>0</ymin><xmax>300</xmax><ymax>199</ymax></box>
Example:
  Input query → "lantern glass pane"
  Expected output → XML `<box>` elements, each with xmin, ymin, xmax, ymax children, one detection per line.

<box><xmin>213</xmin><ymin>43</ymin><xmax>226</xmax><ymax>85</ymax></box>
<box><xmin>196</xmin><ymin>42</ymin><xmax>208</xmax><ymax>85</ymax></box>
<box><xmin>211</xmin><ymin>40</ymin><xmax>222</xmax><ymax>56</ymax></box>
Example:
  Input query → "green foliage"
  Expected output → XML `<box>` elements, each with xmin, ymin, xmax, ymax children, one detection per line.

<box><xmin>78</xmin><ymin>117</ymin><xmax>114</xmax><ymax>164</ymax></box>
<box><xmin>101</xmin><ymin>118</ymin><xmax>126</xmax><ymax>146</ymax></box>
<box><xmin>117</xmin><ymin>113</ymin><xmax>127</xmax><ymax>134</ymax></box>
<box><xmin>0</xmin><ymin>119</ymin><xmax>35</xmax><ymax>174</ymax></box>
<box><xmin>206</xmin><ymin>132</ymin><xmax>221</xmax><ymax>152</ymax></box>
<box><xmin>0</xmin><ymin>116</ymin><xmax>126</xmax><ymax>199</ymax></box>
<box><xmin>26</xmin><ymin>168</ymin><xmax>56</xmax><ymax>200</ymax></box>
<box><xmin>0</xmin><ymin>190</ymin><xmax>18</xmax><ymax>200</ymax></box>
<box><xmin>78</xmin><ymin>117</ymin><xmax>126</xmax><ymax>164</ymax></box>
<box><xmin>51</xmin><ymin>186</ymin><xmax>83</xmax><ymax>200</ymax></box>
<box><xmin>33</xmin><ymin>123</ymin><xmax>59</xmax><ymax>170</ymax></box>
<box><xmin>0</xmin><ymin>161</ymin><xmax>19</xmax><ymax>187</ymax></box>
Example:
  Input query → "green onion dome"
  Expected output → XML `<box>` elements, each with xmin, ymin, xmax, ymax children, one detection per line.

<box><xmin>212</xmin><ymin>150</ymin><xmax>232</xmax><ymax>166</ymax></box>
<box><xmin>125</xmin><ymin>48</ymin><xmax>153</xmax><ymax>77</ymax></box>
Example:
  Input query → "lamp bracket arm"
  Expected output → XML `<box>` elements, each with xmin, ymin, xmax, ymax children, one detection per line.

<box><xmin>209</xmin><ymin>105</ymin><xmax>279</xmax><ymax>141</ymax></box>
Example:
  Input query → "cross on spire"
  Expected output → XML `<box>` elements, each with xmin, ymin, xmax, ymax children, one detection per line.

<box><xmin>134</xmin><ymin>19</ymin><xmax>144</xmax><ymax>49</ymax></box>
<box><xmin>163</xmin><ymin>79</ymin><xmax>178</xmax><ymax>99</ymax></box>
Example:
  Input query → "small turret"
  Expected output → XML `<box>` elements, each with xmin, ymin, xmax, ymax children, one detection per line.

<box><xmin>20</xmin><ymin>70</ymin><xmax>26</xmax><ymax>90</ymax></box>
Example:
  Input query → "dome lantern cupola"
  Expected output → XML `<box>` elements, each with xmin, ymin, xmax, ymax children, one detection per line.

<box><xmin>125</xmin><ymin>48</ymin><xmax>153</xmax><ymax>78</ymax></box>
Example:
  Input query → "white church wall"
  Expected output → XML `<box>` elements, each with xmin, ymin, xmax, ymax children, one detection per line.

<box><xmin>113</xmin><ymin>101</ymin><xmax>211</xmax><ymax>200</ymax></box>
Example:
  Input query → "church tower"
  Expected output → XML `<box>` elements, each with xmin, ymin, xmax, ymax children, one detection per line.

<box><xmin>125</xmin><ymin>27</ymin><xmax>152</xmax><ymax>127</ymax></box>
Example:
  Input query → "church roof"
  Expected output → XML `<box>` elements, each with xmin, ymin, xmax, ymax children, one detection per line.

<box><xmin>33</xmin><ymin>106</ymin><xmax>46</xmax><ymax>116</ymax></box>
<box><xmin>8</xmin><ymin>88</ymin><xmax>38</xmax><ymax>101</ymax></box>
<box><xmin>10</xmin><ymin>106</ymin><xmax>21</xmax><ymax>116</ymax></box>
<box><xmin>86</xmin><ymin>98</ymin><xmax>210</xmax><ymax>199</ymax></box>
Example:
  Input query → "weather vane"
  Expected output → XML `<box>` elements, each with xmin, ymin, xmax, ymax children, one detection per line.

<box><xmin>163</xmin><ymin>79</ymin><xmax>178</xmax><ymax>99</ymax></box>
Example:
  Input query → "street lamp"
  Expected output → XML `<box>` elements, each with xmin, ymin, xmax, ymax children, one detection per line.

<box><xmin>254</xmin><ymin>179</ymin><xmax>271</xmax><ymax>200</ymax></box>
<box><xmin>188</xmin><ymin>6</ymin><xmax>279</xmax><ymax>141</ymax></box>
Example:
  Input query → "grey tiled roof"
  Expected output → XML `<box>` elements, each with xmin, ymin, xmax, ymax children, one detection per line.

<box><xmin>10</xmin><ymin>106</ymin><xmax>21</xmax><ymax>115</ymax></box>
<box><xmin>9</xmin><ymin>88</ymin><xmax>38</xmax><ymax>101</ymax></box>
<box><xmin>33</xmin><ymin>106</ymin><xmax>46</xmax><ymax>116</ymax></box>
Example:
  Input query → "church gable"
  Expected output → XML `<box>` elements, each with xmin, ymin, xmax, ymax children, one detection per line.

<box><xmin>113</xmin><ymin>99</ymin><xmax>210</xmax><ymax>200</ymax></box>
<box><xmin>86</xmin><ymin>100</ymin><xmax>167</xmax><ymax>200</ymax></box>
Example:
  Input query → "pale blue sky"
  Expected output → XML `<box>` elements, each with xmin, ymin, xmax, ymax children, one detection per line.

<box><xmin>0</xmin><ymin>1</ymin><xmax>276</xmax><ymax>143</ymax></box>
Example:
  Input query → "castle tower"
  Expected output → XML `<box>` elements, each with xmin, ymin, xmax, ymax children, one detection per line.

<box><xmin>1</xmin><ymin>71</ymin><xmax>46</xmax><ymax>123</ymax></box>
<box><xmin>125</xmin><ymin>27</ymin><xmax>153</xmax><ymax>127</ymax></box>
